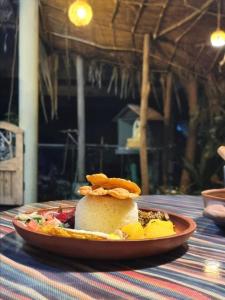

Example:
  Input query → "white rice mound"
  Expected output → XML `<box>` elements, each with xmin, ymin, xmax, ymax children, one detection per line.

<box><xmin>75</xmin><ymin>195</ymin><xmax>138</xmax><ymax>233</ymax></box>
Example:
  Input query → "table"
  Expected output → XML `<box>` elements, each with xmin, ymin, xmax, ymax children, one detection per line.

<box><xmin>1</xmin><ymin>195</ymin><xmax>225</xmax><ymax>300</ymax></box>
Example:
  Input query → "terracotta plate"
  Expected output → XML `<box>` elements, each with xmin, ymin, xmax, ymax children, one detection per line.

<box><xmin>13</xmin><ymin>206</ymin><xmax>196</xmax><ymax>260</ymax></box>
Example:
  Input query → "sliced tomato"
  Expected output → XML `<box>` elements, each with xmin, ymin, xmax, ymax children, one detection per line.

<box><xmin>56</xmin><ymin>212</ymin><xmax>68</xmax><ymax>223</ymax></box>
<box><xmin>56</xmin><ymin>209</ymin><xmax>75</xmax><ymax>223</ymax></box>
<box><xmin>26</xmin><ymin>219</ymin><xmax>40</xmax><ymax>232</ymax></box>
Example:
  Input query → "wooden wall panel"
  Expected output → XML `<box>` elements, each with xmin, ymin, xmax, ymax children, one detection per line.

<box><xmin>0</xmin><ymin>122</ymin><xmax>24</xmax><ymax>205</ymax></box>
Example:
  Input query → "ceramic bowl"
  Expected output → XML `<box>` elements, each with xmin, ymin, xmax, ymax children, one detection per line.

<box><xmin>201</xmin><ymin>188</ymin><xmax>225</xmax><ymax>226</ymax></box>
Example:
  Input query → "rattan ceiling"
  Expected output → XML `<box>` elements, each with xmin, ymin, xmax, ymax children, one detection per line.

<box><xmin>39</xmin><ymin>0</ymin><xmax>225</xmax><ymax>78</ymax></box>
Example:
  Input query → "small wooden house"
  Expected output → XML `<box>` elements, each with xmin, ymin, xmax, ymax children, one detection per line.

<box><xmin>113</xmin><ymin>104</ymin><xmax>164</xmax><ymax>154</ymax></box>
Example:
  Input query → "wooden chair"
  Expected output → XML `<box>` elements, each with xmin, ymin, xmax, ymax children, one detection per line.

<box><xmin>0</xmin><ymin>122</ymin><xmax>23</xmax><ymax>205</ymax></box>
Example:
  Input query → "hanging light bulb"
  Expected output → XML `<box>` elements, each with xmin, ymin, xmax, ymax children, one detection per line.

<box><xmin>210</xmin><ymin>29</ymin><xmax>225</xmax><ymax>47</ymax></box>
<box><xmin>68</xmin><ymin>0</ymin><xmax>93</xmax><ymax>27</ymax></box>
<box><xmin>210</xmin><ymin>0</ymin><xmax>225</xmax><ymax>47</ymax></box>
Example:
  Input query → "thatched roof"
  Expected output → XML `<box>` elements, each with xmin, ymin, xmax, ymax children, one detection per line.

<box><xmin>39</xmin><ymin>0</ymin><xmax>225</xmax><ymax>78</ymax></box>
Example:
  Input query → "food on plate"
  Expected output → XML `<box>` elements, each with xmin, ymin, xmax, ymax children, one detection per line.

<box><xmin>15</xmin><ymin>173</ymin><xmax>176</xmax><ymax>241</ymax></box>
<box><xmin>16</xmin><ymin>206</ymin><xmax>175</xmax><ymax>240</ymax></box>
<box><xmin>75</xmin><ymin>195</ymin><xmax>139</xmax><ymax>233</ymax></box>
<box><xmin>75</xmin><ymin>173</ymin><xmax>140</xmax><ymax>233</ymax></box>
<box><xmin>16</xmin><ymin>208</ymin><xmax>121</xmax><ymax>240</ymax></box>
<box><xmin>120</xmin><ymin>215</ymin><xmax>175</xmax><ymax>240</ymax></box>
<box><xmin>144</xmin><ymin>219</ymin><xmax>175</xmax><ymax>239</ymax></box>
<box><xmin>38</xmin><ymin>225</ymin><xmax>120</xmax><ymax>240</ymax></box>
<box><xmin>75</xmin><ymin>173</ymin><xmax>175</xmax><ymax>238</ymax></box>
<box><xmin>121</xmin><ymin>222</ymin><xmax>145</xmax><ymax>239</ymax></box>
<box><xmin>85</xmin><ymin>173</ymin><xmax>141</xmax><ymax>195</ymax></box>
<box><xmin>138</xmin><ymin>210</ymin><xmax>169</xmax><ymax>227</ymax></box>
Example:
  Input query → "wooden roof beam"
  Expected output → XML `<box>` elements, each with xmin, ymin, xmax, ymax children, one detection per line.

<box><xmin>131</xmin><ymin>0</ymin><xmax>145</xmax><ymax>49</ymax></box>
<box><xmin>40</xmin><ymin>1</ymin><xmax>66</xmax><ymax>13</ymax></box>
<box><xmin>111</xmin><ymin>0</ymin><xmax>119</xmax><ymax>24</ymax></box>
<box><xmin>168</xmin><ymin>9</ymin><xmax>207</xmax><ymax>69</ymax></box>
<box><xmin>191</xmin><ymin>44</ymin><xmax>206</xmax><ymax>70</ymax></box>
<box><xmin>207</xmin><ymin>48</ymin><xmax>224</xmax><ymax>74</ymax></box>
<box><xmin>157</xmin><ymin>0</ymin><xmax>214</xmax><ymax>39</ymax></box>
<box><xmin>48</xmin><ymin>31</ymin><xmax>207</xmax><ymax>79</ymax></box>
<box><xmin>121</xmin><ymin>0</ymin><xmax>163</xmax><ymax>8</ymax></box>
<box><xmin>153</xmin><ymin>0</ymin><xmax>169</xmax><ymax>39</ymax></box>
<box><xmin>111</xmin><ymin>0</ymin><xmax>119</xmax><ymax>48</ymax></box>
<box><xmin>131</xmin><ymin>0</ymin><xmax>145</xmax><ymax>34</ymax></box>
<box><xmin>184</xmin><ymin>0</ymin><xmax>225</xmax><ymax>18</ymax></box>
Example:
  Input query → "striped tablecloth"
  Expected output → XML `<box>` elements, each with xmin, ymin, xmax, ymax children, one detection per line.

<box><xmin>0</xmin><ymin>195</ymin><xmax>225</xmax><ymax>300</ymax></box>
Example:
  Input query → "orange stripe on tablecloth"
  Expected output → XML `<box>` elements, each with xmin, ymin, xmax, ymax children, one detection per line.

<box><xmin>122</xmin><ymin>270</ymin><xmax>211</xmax><ymax>300</ymax></box>
<box><xmin>0</xmin><ymin>254</ymin><xmax>93</xmax><ymax>300</ymax></box>
<box><xmin>0</xmin><ymin>286</ymin><xmax>31</xmax><ymax>300</ymax></box>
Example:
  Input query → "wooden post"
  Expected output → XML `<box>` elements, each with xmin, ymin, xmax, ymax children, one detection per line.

<box><xmin>19</xmin><ymin>0</ymin><xmax>39</xmax><ymax>203</ymax></box>
<box><xmin>162</xmin><ymin>72</ymin><xmax>173</xmax><ymax>190</ymax></box>
<box><xmin>139</xmin><ymin>34</ymin><xmax>150</xmax><ymax>194</ymax></box>
<box><xmin>76</xmin><ymin>55</ymin><xmax>86</xmax><ymax>182</ymax></box>
<box><xmin>180</xmin><ymin>78</ymin><xmax>198</xmax><ymax>193</ymax></box>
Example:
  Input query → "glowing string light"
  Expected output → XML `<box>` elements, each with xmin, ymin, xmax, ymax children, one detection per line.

<box><xmin>210</xmin><ymin>0</ymin><xmax>225</xmax><ymax>47</ymax></box>
<box><xmin>68</xmin><ymin>0</ymin><xmax>93</xmax><ymax>27</ymax></box>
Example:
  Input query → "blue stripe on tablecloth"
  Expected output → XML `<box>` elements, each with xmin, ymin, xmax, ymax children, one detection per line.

<box><xmin>1</xmin><ymin>234</ymin><xmax>128</xmax><ymax>300</ymax></box>
<box><xmin>0</xmin><ymin>263</ymin><xmax>75</xmax><ymax>300</ymax></box>
<box><xmin>55</xmin><ymin>253</ymin><xmax>225</xmax><ymax>299</ymax></box>
<box><xmin>190</xmin><ymin>240</ymin><xmax>225</xmax><ymax>255</ymax></box>
<box><xmin>96</xmin><ymin>270</ymin><xmax>195</xmax><ymax>300</ymax></box>
<box><xmin>1</xmin><ymin>233</ymin><xmax>190</xmax><ymax>299</ymax></box>
<box><xmin>144</xmin><ymin>267</ymin><xmax>225</xmax><ymax>298</ymax></box>
<box><xmin>1</xmin><ymin>276</ymin><xmax>48</xmax><ymax>300</ymax></box>
<box><xmin>117</xmin><ymin>258</ymin><xmax>224</xmax><ymax>296</ymax></box>
<box><xmin>81</xmin><ymin>261</ymin><xmax>213</xmax><ymax>300</ymax></box>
